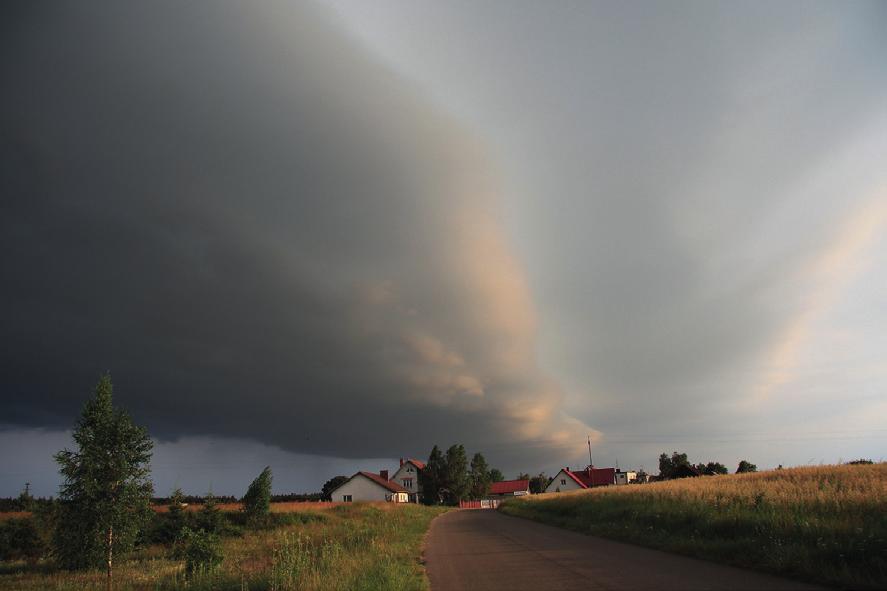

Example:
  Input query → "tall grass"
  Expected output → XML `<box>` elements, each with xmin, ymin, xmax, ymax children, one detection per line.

<box><xmin>0</xmin><ymin>503</ymin><xmax>447</xmax><ymax>590</ymax></box>
<box><xmin>500</xmin><ymin>463</ymin><xmax>886</xmax><ymax>589</ymax></box>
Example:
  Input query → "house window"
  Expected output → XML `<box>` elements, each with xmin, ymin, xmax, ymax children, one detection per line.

<box><xmin>407</xmin><ymin>467</ymin><xmax>414</xmax><ymax>472</ymax></box>
<box><xmin>561</xmin><ymin>479</ymin><xmax>566</xmax><ymax>486</ymax></box>
<box><xmin>402</xmin><ymin>478</ymin><xmax>413</xmax><ymax>489</ymax></box>
<box><xmin>343</xmin><ymin>495</ymin><xmax>353</xmax><ymax>502</ymax></box>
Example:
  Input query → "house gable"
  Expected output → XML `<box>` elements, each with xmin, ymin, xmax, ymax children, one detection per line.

<box><xmin>391</xmin><ymin>459</ymin><xmax>424</xmax><ymax>495</ymax></box>
<box><xmin>330</xmin><ymin>471</ymin><xmax>408</xmax><ymax>503</ymax></box>
<box><xmin>544</xmin><ymin>469</ymin><xmax>587</xmax><ymax>493</ymax></box>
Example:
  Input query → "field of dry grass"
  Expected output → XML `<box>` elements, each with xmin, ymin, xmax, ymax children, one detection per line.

<box><xmin>501</xmin><ymin>463</ymin><xmax>887</xmax><ymax>589</ymax></box>
<box><xmin>150</xmin><ymin>501</ymin><xmax>334</xmax><ymax>514</ymax></box>
<box><xmin>0</xmin><ymin>503</ymin><xmax>448</xmax><ymax>591</ymax></box>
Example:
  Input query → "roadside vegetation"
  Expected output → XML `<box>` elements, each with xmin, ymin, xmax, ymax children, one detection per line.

<box><xmin>500</xmin><ymin>463</ymin><xmax>887</xmax><ymax>589</ymax></box>
<box><xmin>0</xmin><ymin>375</ymin><xmax>448</xmax><ymax>590</ymax></box>
<box><xmin>0</xmin><ymin>502</ymin><xmax>446</xmax><ymax>590</ymax></box>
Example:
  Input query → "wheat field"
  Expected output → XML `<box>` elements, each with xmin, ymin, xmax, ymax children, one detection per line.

<box><xmin>501</xmin><ymin>463</ymin><xmax>887</xmax><ymax>589</ymax></box>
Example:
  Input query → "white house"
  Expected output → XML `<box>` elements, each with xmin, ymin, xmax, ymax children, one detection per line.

<box><xmin>389</xmin><ymin>458</ymin><xmax>425</xmax><ymax>503</ymax></box>
<box><xmin>545</xmin><ymin>469</ymin><xmax>587</xmax><ymax>493</ymax></box>
<box><xmin>329</xmin><ymin>470</ymin><xmax>409</xmax><ymax>503</ymax></box>
<box><xmin>615</xmin><ymin>470</ymin><xmax>637</xmax><ymax>485</ymax></box>
<box><xmin>544</xmin><ymin>467</ymin><xmax>617</xmax><ymax>493</ymax></box>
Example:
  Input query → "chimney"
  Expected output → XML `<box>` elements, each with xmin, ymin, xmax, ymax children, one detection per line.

<box><xmin>400</xmin><ymin>458</ymin><xmax>404</xmax><ymax>467</ymax></box>
<box><xmin>565</xmin><ymin>466</ymin><xmax>570</xmax><ymax>472</ymax></box>
<box><xmin>380</xmin><ymin>469</ymin><xmax>389</xmax><ymax>481</ymax></box>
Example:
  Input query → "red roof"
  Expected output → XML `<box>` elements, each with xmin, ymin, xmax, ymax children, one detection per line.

<box><xmin>490</xmin><ymin>479</ymin><xmax>530</xmax><ymax>495</ymax></box>
<box><xmin>563</xmin><ymin>467</ymin><xmax>616</xmax><ymax>488</ymax></box>
<box><xmin>407</xmin><ymin>458</ymin><xmax>426</xmax><ymax>470</ymax></box>
<box><xmin>357</xmin><ymin>471</ymin><xmax>409</xmax><ymax>493</ymax></box>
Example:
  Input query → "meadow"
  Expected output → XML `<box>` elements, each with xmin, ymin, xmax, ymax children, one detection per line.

<box><xmin>0</xmin><ymin>502</ymin><xmax>447</xmax><ymax>591</ymax></box>
<box><xmin>500</xmin><ymin>463</ymin><xmax>887</xmax><ymax>589</ymax></box>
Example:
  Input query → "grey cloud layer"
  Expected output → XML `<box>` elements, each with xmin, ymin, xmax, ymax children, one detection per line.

<box><xmin>1</xmin><ymin>1</ymin><xmax>589</xmax><ymax>464</ymax></box>
<box><xmin>323</xmin><ymin>0</ymin><xmax>887</xmax><ymax>459</ymax></box>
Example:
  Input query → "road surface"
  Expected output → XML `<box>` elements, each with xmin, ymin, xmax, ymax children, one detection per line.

<box><xmin>424</xmin><ymin>510</ymin><xmax>823</xmax><ymax>591</ymax></box>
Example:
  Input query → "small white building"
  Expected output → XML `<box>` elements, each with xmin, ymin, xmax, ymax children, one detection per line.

<box><xmin>615</xmin><ymin>470</ymin><xmax>637</xmax><ymax>485</ymax></box>
<box><xmin>389</xmin><ymin>458</ymin><xmax>425</xmax><ymax>503</ymax></box>
<box><xmin>329</xmin><ymin>470</ymin><xmax>409</xmax><ymax>503</ymax></box>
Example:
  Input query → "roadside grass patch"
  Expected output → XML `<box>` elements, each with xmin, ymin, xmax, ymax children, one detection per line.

<box><xmin>500</xmin><ymin>463</ymin><xmax>887</xmax><ymax>589</ymax></box>
<box><xmin>0</xmin><ymin>503</ymin><xmax>447</xmax><ymax>590</ymax></box>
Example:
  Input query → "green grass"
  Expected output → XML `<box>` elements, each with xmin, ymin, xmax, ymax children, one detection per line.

<box><xmin>0</xmin><ymin>503</ymin><xmax>448</xmax><ymax>590</ymax></box>
<box><xmin>499</xmin><ymin>463</ymin><xmax>887</xmax><ymax>590</ymax></box>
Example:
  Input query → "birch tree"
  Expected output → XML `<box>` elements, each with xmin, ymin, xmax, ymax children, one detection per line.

<box><xmin>54</xmin><ymin>374</ymin><xmax>153</xmax><ymax>585</ymax></box>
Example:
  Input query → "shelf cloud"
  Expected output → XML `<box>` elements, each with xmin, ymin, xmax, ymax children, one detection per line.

<box><xmin>0</xmin><ymin>1</ymin><xmax>592</xmax><ymax>466</ymax></box>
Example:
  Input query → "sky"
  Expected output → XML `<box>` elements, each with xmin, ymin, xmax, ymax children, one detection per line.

<box><xmin>1</xmin><ymin>1</ymin><xmax>885</xmax><ymax>497</ymax></box>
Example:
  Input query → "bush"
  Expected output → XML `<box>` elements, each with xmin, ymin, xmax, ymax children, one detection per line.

<box><xmin>0</xmin><ymin>518</ymin><xmax>47</xmax><ymax>564</ymax></box>
<box><xmin>196</xmin><ymin>493</ymin><xmax>224</xmax><ymax>534</ymax></box>
<box><xmin>174</xmin><ymin>527</ymin><xmax>224</xmax><ymax>577</ymax></box>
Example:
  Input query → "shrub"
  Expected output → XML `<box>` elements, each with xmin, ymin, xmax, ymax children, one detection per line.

<box><xmin>0</xmin><ymin>518</ymin><xmax>47</xmax><ymax>564</ymax></box>
<box><xmin>196</xmin><ymin>492</ymin><xmax>224</xmax><ymax>534</ymax></box>
<box><xmin>174</xmin><ymin>527</ymin><xmax>224</xmax><ymax>577</ymax></box>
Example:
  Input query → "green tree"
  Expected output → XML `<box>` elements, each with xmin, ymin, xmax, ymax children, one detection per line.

<box><xmin>468</xmin><ymin>453</ymin><xmax>491</xmax><ymax>499</ymax></box>
<box><xmin>658</xmin><ymin>451</ymin><xmax>690</xmax><ymax>479</ymax></box>
<box><xmin>529</xmin><ymin>473</ymin><xmax>549</xmax><ymax>494</ymax></box>
<box><xmin>320</xmin><ymin>475</ymin><xmax>349</xmax><ymax>502</ymax></box>
<box><xmin>242</xmin><ymin>467</ymin><xmax>272</xmax><ymax>525</ymax></box>
<box><xmin>196</xmin><ymin>491</ymin><xmax>223</xmax><ymax>534</ymax></box>
<box><xmin>17</xmin><ymin>487</ymin><xmax>35</xmax><ymax>512</ymax></box>
<box><xmin>694</xmin><ymin>461</ymin><xmax>729</xmax><ymax>476</ymax></box>
<box><xmin>168</xmin><ymin>487</ymin><xmax>187</xmax><ymax>527</ymax></box>
<box><xmin>419</xmin><ymin>445</ymin><xmax>445</xmax><ymax>505</ymax></box>
<box><xmin>154</xmin><ymin>486</ymin><xmax>190</xmax><ymax>543</ymax></box>
<box><xmin>443</xmin><ymin>445</ymin><xmax>469</xmax><ymax>504</ymax></box>
<box><xmin>736</xmin><ymin>460</ymin><xmax>758</xmax><ymax>473</ymax></box>
<box><xmin>488</xmin><ymin>468</ymin><xmax>505</xmax><ymax>483</ymax></box>
<box><xmin>53</xmin><ymin>374</ymin><xmax>154</xmax><ymax>580</ymax></box>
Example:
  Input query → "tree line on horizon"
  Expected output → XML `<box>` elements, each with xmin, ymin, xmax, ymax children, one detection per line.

<box><xmin>658</xmin><ymin>451</ymin><xmax>759</xmax><ymax>479</ymax></box>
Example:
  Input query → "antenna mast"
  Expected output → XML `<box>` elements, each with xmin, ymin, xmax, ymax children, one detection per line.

<box><xmin>587</xmin><ymin>435</ymin><xmax>593</xmax><ymax>469</ymax></box>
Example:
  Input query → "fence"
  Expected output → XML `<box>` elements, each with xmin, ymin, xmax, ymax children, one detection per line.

<box><xmin>458</xmin><ymin>499</ymin><xmax>501</xmax><ymax>509</ymax></box>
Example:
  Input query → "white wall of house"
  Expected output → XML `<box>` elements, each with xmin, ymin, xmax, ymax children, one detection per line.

<box><xmin>332</xmin><ymin>474</ymin><xmax>402</xmax><ymax>503</ymax></box>
<box><xmin>390</xmin><ymin>461</ymin><xmax>422</xmax><ymax>500</ymax></box>
<box><xmin>544</xmin><ymin>469</ymin><xmax>586</xmax><ymax>493</ymax></box>
<box><xmin>615</xmin><ymin>471</ymin><xmax>637</xmax><ymax>485</ymax></box>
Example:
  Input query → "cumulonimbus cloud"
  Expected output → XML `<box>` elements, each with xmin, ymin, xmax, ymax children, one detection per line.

<box><xmin>0</xmin><ymin>0</ymin><xmax>593</xmax><ymax>466</ymax></box>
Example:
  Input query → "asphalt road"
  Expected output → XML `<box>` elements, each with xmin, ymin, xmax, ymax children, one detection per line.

<box><xmin>424</xmin><ymin>510</ymin><xmax>824</xmax><ymax>591</ymax></box>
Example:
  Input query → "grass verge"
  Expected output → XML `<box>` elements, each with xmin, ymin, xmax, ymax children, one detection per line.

<box><xmin>499</xmin><ymin>463</ymin><xmax>886</xmax><ymax>590</ymax></box>
<box><xmin>0</xmin><ymin>503</ymin><xmax>448</xmax><ymax>590</ymax></box>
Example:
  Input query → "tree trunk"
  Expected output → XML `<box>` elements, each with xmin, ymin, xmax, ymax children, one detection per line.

<box><xmin>107</xmin><ymin>525</ymin><xmax>113</xmax><ymax>590</ymax></box>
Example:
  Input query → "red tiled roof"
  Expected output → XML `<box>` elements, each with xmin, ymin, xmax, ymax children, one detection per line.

<box><xmin>564</xmin><ymin>467</ymin><xmax>616</xmax><ymax>487</ymax></box>
<box><xmin>358</xmin><ymin>471</ymin><xmax>409</xmax><ymax>493</ymax></box>
<box><xmin>562</xmin><ymin>469</ymin><xmax>589</xmax><ymax>489</ymax></box>
<box><xmin>407</xmin><ymin>459</ymin><xmax>426</xmax><ymax>470</ymax></box>
<box><xmin>490</xmin><ymin>479</ymin><xmax>530</xmax><ymax>495</ymax></box>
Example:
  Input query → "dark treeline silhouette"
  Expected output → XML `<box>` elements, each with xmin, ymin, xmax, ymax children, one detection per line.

<box><xmin>418</xmin><ymin>444</ymin><xmax>503</xmax><ymax>505</ymax></box>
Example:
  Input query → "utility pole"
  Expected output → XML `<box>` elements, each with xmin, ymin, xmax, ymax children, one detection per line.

<box><xmin>587</xmin><ymin>435</ymin><xmax>593</xmax><ymax>469</ymax></box>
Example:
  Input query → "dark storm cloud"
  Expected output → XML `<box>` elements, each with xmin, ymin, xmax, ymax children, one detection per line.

<box><xmin>0</xmin><ymin>1</ymin><xmax>589</xmax><ymax>465</ymax></box>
